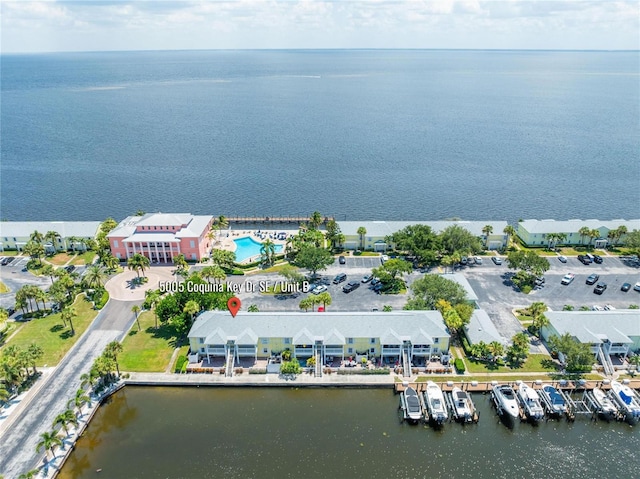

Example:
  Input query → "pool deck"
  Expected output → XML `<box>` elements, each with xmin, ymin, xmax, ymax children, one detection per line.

<box><xmin>215</xmin><ymin>227</ymin><xmax>294</xmax><ymax>264</ymax></box>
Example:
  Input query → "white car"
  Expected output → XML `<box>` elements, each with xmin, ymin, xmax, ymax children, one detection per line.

<box><xmin>634</xmin><ymin>282</ymin><xmax>640</xmax><ymax>292</ymax></box>
<box><xmin>311</xmin><ymin>285</ymin><xmax>328</xmax><ymax>295</ymax></box>
<box><xmin>557</xmin><ymin>255</ymin><xmax>567</xmax><ymax>263</ymax></box>
<box><xmin>561</xmin><ymin>273</ymin><xmax>575</xmax><ymax>285</ymax></box>
<box><xmin>474</xmin><ymin>256</ymin><xmax>483</xmax><ymax>264</ymax></box>
<box><xmin>592</xmin><ymin>305</ymin><xmax>604</xmax><ymax>311</ymax></box>
<box><xmin>604</xmin><ymin>304</ymin><xmax>616</xmax><ymax>311</ymax></box>
<box><xmin>380</xmin><ymin>255</ymin><xmax>389</xmax><ymax>264</ymax></box>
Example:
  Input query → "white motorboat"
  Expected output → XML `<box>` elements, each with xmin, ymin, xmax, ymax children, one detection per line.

<box><xmin>610</xmin><ymin>381</ymin><xmax>640</xmax><ymax>422</ymax></box>
<box><xmin>539</xmin><ymin>384</ymin><xmax>567</xmax><ymax>415</ymax></box>
<box><xmin>424</xmin><ymin>381</ymin><xmax>448</xmax><ymax>424</ymax></box>
<box><xmin>402</xmin><ymin>387</ymin><xmax>423</xmax><ymax>422</ymax></box>
<box><xmin>516</xmin><ymin>383</ymin><xmax>544</xmax><ymax>421</ymax></box>
<box><xmin>492</xmin><ymin>384</ymin><xmax>520</xmax><ymax>419</ymax></box>
<box><xmin>451</xmin><ymin>387</ymin><xmax>473</xmax><ymax>422</ymax></box>
<box><xmin>592</xmin><ymin>387</ymin><xmax>618</xmax><ymax>418</ymax></box>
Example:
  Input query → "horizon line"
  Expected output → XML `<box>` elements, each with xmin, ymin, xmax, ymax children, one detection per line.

<box><xmin>2</xmin><ymin>47</ymin><xmax>639</xmax><ymax>56</ymax></box>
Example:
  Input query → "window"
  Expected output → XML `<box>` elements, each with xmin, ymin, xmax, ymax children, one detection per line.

<box><xmin>370</xmin><ymin>338</ymin><xmax>376</xmax><ymax>344</ymax></box>
<box><xmin>434</xmin><ymin>338</ymin><xmax>439</xmax><ymax>344</ymax></box>
<box><xmin>263</xmin><ymin>348</ymin><xmax>268</xmax><ymax>354</ymax></box>
<box><xmin>433</xmin><ymin>348</ymin><xmax>439</xmax><ymax>353</ymax></box>
<box><xmin>284</xmin><ymin>338</ymin><xmax>291</xmax><ymax>344</ymax></box>
<box><xmin>200</xmin><ymin>348</ymin><xmax>205</xmax><ymax>353</ymax></box>
<box><xmin>348</xmin><ymin>348</ymin><xmax>353</xmax><ymax>354</ymax></box>
<box><xmin>116</xmin><ymin>253</ymin><xmax>121</xmax><ymax>259</ymax></box>
<box><xmin>114</xmin><ymin>240</ymin><xmax>119</xmax><ymax>248</ymax></box>
<box><xmin>370</xmin><ymin>348</ymin><xmax>375</xmax><ymax>354</ymax></box>
<box><xmin>190</xmin><ymin>240</ymin><xmax>195</xmax><ymax>248</ymax></box>
<box><xmin>198</xmin><ymin>338</ymin><xmax>204</xmax><ymax>344</ymax></box>
<box><xmin>192</xmin><ymin>253</ymin><xmax>196</xmax><ymax>260</ymax></box>
<box><xmin>347</xmin><ymin>338</ymin><xmax>354</xmax><ymax>344</ymax></box>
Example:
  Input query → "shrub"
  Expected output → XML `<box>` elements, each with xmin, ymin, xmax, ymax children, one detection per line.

<box><xmin>94</xmin><ymin>290</ymin><xmax>109</xmax><ymax>309</ymax></box>
<box><xmin>454</xmin><ymin>358</ymin><xmax>465</xmax><ymax>373</ymax></box>
<box><xmin>337</xmin><ymin>368</ymin><xmax>390</xmax><ymax>375</ymax></box>
<box><xmin>248</xmin><ymin>368</ymin><xmax>267</xmax><ymax>374</ymax></box>
<box><xmin>280</xmin><ymin>361</ymin><xmax>301</xmax><ymax>375</ymax></box>
<box><xmin>234</xmin><ymin>367</ymin><xmax>243</xmax><ymax>374</ymax></box>
<box><xmin>229</xmin><ymin>268</ymin><xmax>245</xmax><ymax>276</ymax></box>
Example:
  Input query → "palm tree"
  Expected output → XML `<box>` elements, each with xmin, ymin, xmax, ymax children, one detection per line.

<box><xmin>260</xmin><ymin>239</ymin><xmax>277</xmax><ymax>267</ymax></box>
<box><xmin>44</xmin><ymin>230</ymin><xmax>61</xmax><ymax>253</ymax></box>
<box><xmin>27</xmin><ymin>343</ymin><xmax>44</xmax><ymax>376</ymax></box>
<box><xmin>183</xmin><ymin>300</ymin><xmax>200</xmax><ymax>323</ymax></box>
<box><xmin>247</xmin><ymin>304</ymin><xmax>259</xmax><ymax>312</ymax></box>
<box><xmin>440</xmin><ymin>255</ymin><xmax>454</xmax><ymax>273</ymax></box>
<box><xmin>503</xmin><ymin>225</ymin><xmax>516</xmax><ymax>248</ymax></box>
<box><xmin>482</xmin><ymin>224</ymin><xmax>493</xmax><ymax>248</ymax></box>
<box><xmin>173</xmin><ymin>253</ymin><xmax>189</xmax><ymax>275</ymax></box>
<box><xmin>18</xmin><ymin>469</ymin><xmax>40</xmax><ymax>479</ymax></box>
<box><xmin>216</xmin><ymin>215</ymin><xmax>229</xmax><ymax>230</ymax></box>
<box><xmin>83</xmin><ymin>264</ymin><xmax>107</xmax><ymax>289</ymax></box>
<box><xmin>131</xmin><ymin>305</ymin><xmax>141</xmax><ymax>331</ymax></box>
<box><xmin>66</xmin><ymin>236</ymin><xmax>80</xmax><ymax>252</ymax></box>
<box><xmin>201</xmin><ymin>265</ymin><xmax>226</xmax><ymax>284</ymax></box>
<box><xmin>357</xmin><ymin>226</ymin><xmax>367</xmax><ymax>251</ymax></box>
<box><xmin>30</xmin><ymin>230</ymin><xmax>44</xmax><ymax>244</ymax></box>
<box><xmin>588</xmin><ymin>228</ymin><xmax>600</xmax><ymax>249</ymax></box>
<box><xmin>487</xmin><ymin>341</ymin><xmax>505</xmax><ymax>362</ymax></box>
<box><xmin>23</xmin><ymin>241</ymin><xmax>45</xmax><ymax>265</ymax></box>
<box><xmin>527</xmin><ymin>301</ymin><xmax>549</xmax><ymax>337</ymax></box>
<box><xmin>101</xmin><ymin>253</ymin><xmax>120</xmax><ymax>272</ymax></box>
<box><xmin>317</xmin><ymin>291</ymin><xmax>332</xmax><ymax>310</ymax></box>
<box><xmin>298</xmin><ymin>297</ymin><xmax>314</xmax><ymax>312</ymax></box>
<box><xmin>61</xmin><ymin>305</ymin><xmax>77</xmax><ymax>336</ymax></box>
<box><xmin>145</xmin><ymin>289</ymin><xmax>161</xmax><ymax>329</ymax></box>
<box><xmin>36</xmin><ymin>430</ymin><xmax>63</xmax><ymax>460</ymax></box>
<box><xmin>578</xmin><ymin>226</ymin><xmax>591</xmax><ymax>246</ymax></box>
<box><xmin>309</xmin><ymin>211</ymin><xmax>323</xmax><ymax>230</ymax></box>
<box><xmin>68</xmin><ymin>388</ymin><xmax>91</xmax><ymax>417</ymax></box>
<box><xmin>615</xmin><ymin>225</ymin><xmax>628</xmax><ymax>246</ymax></box>
<box><xmin>105</xmin><ymin>341</ymin><xmax>123</xmax><ymax>377</ymax></box>
<box><xmin>128</xmin><ymin>253</ymin><xmax>150</xmax><ymax>278</ymax></box>
<box><xmin>53</xmin><ymin>408</ymin><xmax>78</xmax><ymax>436</ymax></box>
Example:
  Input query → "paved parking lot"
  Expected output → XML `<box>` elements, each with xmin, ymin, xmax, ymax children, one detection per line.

<box><xmin>0</xmin><ymin>257</ymin><xmax>52</xmax><ymax>314</ymax></box>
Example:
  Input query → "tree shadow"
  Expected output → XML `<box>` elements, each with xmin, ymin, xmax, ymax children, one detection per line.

<box><xmin>50</xmin><ymin>324</ymin><xmax>64</xmax><ymax>333</ymax></box>
<box><xmin>128</xmin><ymin>330</ymin><xmax>138</xmax><ymax>337</ymax></box>
<box><xmin>541</xmin><ymin>359</ymin><xmax>560</xmax><ymax>371</ymax></box>
<box><xmin>59</xmin><ymin>329</ymin><xmax>75</xmax><ymax>340</ymax></box>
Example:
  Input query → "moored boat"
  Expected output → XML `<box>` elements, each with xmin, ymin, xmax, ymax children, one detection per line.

<box><xmin>424</xmin><ymin>381</ymin><xmax>448</xmax><ymax>424</ymax></box>
<box><xmin>402</xmin><ymin>387</ymin><xmax>423</xmax><ymax>423</ymax></box>
<box><xmin>610</xmin><ymin>381</ymin><xmax>640</xmax><ymax>423</ymax></box>
<box><xmin>539</xmin><ymin>384</ymin><xmax>567</xmax><ymax>416</ymax></box>
<box><xmin>516</xmin><ymin>383</ymin><xmax>544</xmax><ymax>421</ymax></box>
<box><xmin>492</xmin><ymin>384</ymin><xmax>519</xmax><ymax>419</ymax></box>
<box><xmin>451</xmin><ymin>387</ymin><xmax>473</xmax><ymax>422</ymax></box>
<box><xmin>592</xmin><ymin>387</ymin><xmax>618</xmax><ymax>419</ymax></box>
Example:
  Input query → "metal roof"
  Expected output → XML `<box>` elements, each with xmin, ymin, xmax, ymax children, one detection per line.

<box><xmin>339</xmin><ymin>220</ymin><xmax>508</xmax><ymax>238</ymax></box>
<box><xmin>464</xmin><ymin>310</ymin><xmax>509</xmax><ymax>346</ymax></box>
<box><xmin>519</xmin><ymin>219</ymin><xmax>640</xmax><ymax>235</ymax></box>
<box><xmin>0</xmin><ymin>221</ymin><xmax>101</xmax><ymax>239</ymax></box>
<box><xmin>545</xmin><ymin>311</ymin><xmax>640</xmax><ymax>345</ymax></box>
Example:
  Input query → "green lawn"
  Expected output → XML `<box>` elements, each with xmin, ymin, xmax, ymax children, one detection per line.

<box><xmin>1</xmin><ymin>321</ymin><xmax>18</xmax><ymax>346</ymax></box>
<box><xmin>119</xmin><ymin>311</ymin><xmax>185</xmax><ymax>372</ymax></box>
<box><xmin>0</xmin><ymin>250</ymin><xmax>20</xmax><ymax>256</ymax></box>
<box><xmin>71</xmin><ymin>251</ymin><xmax>97</xmax><ymax>265</ymax></box>
<box><xmin>172</xmin><ymin>344</ymin><xmax>190</xmax><ymax>372</ymax></box>
<box><xmin>1</xmin><ymin>295</ymin><xmax>98</xmax><ymax>366</ymax></box>
<box><xmin>464</xmin><ymin>354</ymin><xmax>559</xmax><ymax>374</ymax></box>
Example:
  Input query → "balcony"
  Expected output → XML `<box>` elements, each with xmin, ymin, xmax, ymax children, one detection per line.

<box><xmin>206</xmin><ymin>347</ymin><xmax>226</xmax><ymax>356</ymax></box>
<box><xmin>237</xmin><ymin>347</ymin><xmax>257</xmax><ymax>356</ymax></box>
<box><xmin>324</xmin><ymin>347</ymin><xmax>344</xmax><ymax>355</ymax></box>
<box><xmin>381</xmin><ymin>347</ymin><xmax>401</xmax><ymax>355</ymax></box>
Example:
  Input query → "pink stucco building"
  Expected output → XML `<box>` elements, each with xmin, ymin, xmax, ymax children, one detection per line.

<box><xmin>108</xmin><ymin>213</ymin><xmax>213</xmax><ymax>263</ymax></box>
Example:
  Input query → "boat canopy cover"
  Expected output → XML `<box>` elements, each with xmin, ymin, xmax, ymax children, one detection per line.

<box><xmin>620</xmin><ymin>390</ymin><xmax>633</xmax><ymax>405</ymax></box>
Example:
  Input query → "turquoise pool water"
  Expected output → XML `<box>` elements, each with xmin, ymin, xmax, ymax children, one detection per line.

<box><xmin>233</xmin><ymin>236</ymin><xmax>283</xmax><ymax>262</ymax></box>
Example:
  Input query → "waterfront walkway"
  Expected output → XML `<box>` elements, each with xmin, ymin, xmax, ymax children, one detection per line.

<box><xmin>0</xmin><ymin>299</ymin><xmax>138</xmax><ymax>479</ymax></box>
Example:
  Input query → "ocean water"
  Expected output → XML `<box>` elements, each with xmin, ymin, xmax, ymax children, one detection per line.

<box><xmin>1</xmin><ymin>50</ymin><xmax>638</xmax><ymax>222</ymax></box>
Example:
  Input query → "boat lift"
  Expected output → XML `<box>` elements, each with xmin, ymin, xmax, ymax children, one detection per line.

<box><xmin>398</xmin><ymin>389</ymin><xmax>425</xmax><ymax>423</ymax></box>
<box><xmin>444</xmin><ymin>391</ymin><xmax>479</xmax><ymax>424</ymax></box>
<box><xmin>422</xmin><ymin>391</ymin><xmax>446</xmax><ymax>426</ymax></box>
<box><xmin>582</xmin><ymin>390</ymin><xmax>623</xmax><ymax>422</ymax></box>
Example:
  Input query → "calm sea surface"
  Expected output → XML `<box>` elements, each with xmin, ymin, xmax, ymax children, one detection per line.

<box><xmin>1</xmin><ymin>50</ymin><xmax>639</xmax><ymax>222</ymax></box>
<box><xmin>58</xmin><ymin>387</ymin><xmax>639</xmax><ymax>479</ymax></box>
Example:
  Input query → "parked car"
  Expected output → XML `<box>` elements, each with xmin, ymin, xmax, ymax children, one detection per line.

<box><xmin>557</xmin><ymin>255</ymin><xmax>567</xmax><ymax>263</ymax></box>
<box><xmin>621</xmin><ymin>282</ymin><xmax>631</xmax><ymax>292</ymax></box>
<box><xmin>535</xmin><ymin>276</ymin><xmax>545</xmax><ymax>286</ymax></box>
<box><xmin>593</xmin><ymin>282</ymin><xmax>607</xmax><ymax>294</ymax></box>
<box><xmin>474</xmin><ymin>256</ymin><xmax>483</xmax><ymax>264</ymax></box>
<box><xmin>634</xmin><ymin>282</ymin><xmax>640</xmax><ymax>292</ymax></box>
<box><xmin>492</xmin><ymin>257</ymin><xmax>503</xmax><ymax>265</ymax></box>
<box><xmin>342</xmin><ymin>281</ymin><xmax>360</xmax><ymax>293</ymax></box>
<box><xmin>370</xmin><ymin>278</ymin><xmax>381</xmax><ymax>287</ymax></box>
<box><xmin>312</xmin><ymin>285</ymin><xmax>328</xmax><ymax>295</ymax></box>
<box><xmin>586</xmin><ymin>274</ymin><xmax>600</xmax><ymax>285</ymax></box>
<box><xmin>561</xmin><ymin>273</ymin><xmax>575</xmax><ymax>285</ymax></box>
<box><xmin>592</xmin><ymin>254</ymin><xmax>603</xmax><ymax>264</ymax></box>
<box><xmin>460</xmin><ymin>256</ymin><xmax>468</xmax><ymax>266</ymax></box>
<box><xmin>64</xmin><ymin>265</ymin><xmax>75</xmax><ymax>273</ymax></box>
<box><xmin>332</xmin><ymin>273</ymin><xmax>347</xmax><ymax>284</ymax></box>
<box><xmin>604</xmin><ymin>304</ymin><xmax>616</xmax><ymax>310</ymax></box>
<box><xmin>380</xmin><ymin>255</ymin><xmax>389</xmax><ymax>264</ymax></box>
<box><xmin>577</xmin><ymin>255</ymin><xmax>592</xmax><ymax>265</ymax></box>
<box><xmin>361</xmin><ymin>274</ymin><xmax>373</xmax><ymax>283</ymax></box>
<box><xmin>372</xmin><ymin>282</ymin><xmax>385</xmax><ymax>293</ymax></box>
<box><xmin>592</xmin><ymin>305</ymin><xmax>605</xmax><ymax>311</ymax></box>
<box><xmin>338</xmin><ymin>255</ymin><xmax>346</xmax><ymax>265</ymax></box>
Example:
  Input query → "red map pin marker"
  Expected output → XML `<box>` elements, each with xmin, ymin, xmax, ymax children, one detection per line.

<box><xmin>227</xmin><ymin>297</ymin><xmax>241</xmax><ymax>317</ymax></box>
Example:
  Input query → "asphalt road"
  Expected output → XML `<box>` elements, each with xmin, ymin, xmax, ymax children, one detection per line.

<box><xmin>0</xmin><ymin>299</ymin><xmax>139</xmax><ymax>478</ymax></box>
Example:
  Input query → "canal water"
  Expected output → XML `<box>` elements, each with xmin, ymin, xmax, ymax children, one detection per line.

<box><xmin>59</xmin><ymin>387</ymin><xmax>639</xmax><ymax>479</ymax></box>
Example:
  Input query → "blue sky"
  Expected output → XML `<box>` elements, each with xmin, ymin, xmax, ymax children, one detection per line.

<box><xmin>1</xmin><ymin>0</ymin><xmax>638</xmax><ymax>53</ymax></box>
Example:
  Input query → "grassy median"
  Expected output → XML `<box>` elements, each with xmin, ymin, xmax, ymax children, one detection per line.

<box><xmin>2</xmin><ymin>294</ymin><xmax>98</xmax><ymax>366</ymax></box>
<box><xmin>119</xmin><ymin>311</ymin><xmax>185</xmax><ymax>372</ymax></box>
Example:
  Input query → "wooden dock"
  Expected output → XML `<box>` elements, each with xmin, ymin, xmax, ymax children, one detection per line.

<box><xmin>225</xmin><ymin>216</ymin><xmax>335</xmax><ymax>224</ymax></box>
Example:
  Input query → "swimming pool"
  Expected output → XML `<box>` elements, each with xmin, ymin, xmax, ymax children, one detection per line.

<box><xmin>233</xmin><ymin>236</ymin><xmax>283</xmax><ymax>263</ymax></box>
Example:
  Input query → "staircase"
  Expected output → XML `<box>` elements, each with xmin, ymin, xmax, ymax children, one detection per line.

<box><xmin>225</xmin><ymin>349</ymin><xmax>235</xmax><ymax>377</ymax></box>
<box><xmin>315</xmin><ymin>350</ymin><xmax>322</xmax><ymax>377</ymax></box>
<box><xmin>598</xmin><ymin>344</ymin><xmax>614</xmax><ymax>376</ymax></box>
<box><xmin>402</xmin><ymin>346</ymin><xmax>411</xmax><ymax>377</ymax></box>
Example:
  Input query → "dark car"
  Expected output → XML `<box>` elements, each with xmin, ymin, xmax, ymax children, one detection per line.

<box><xmin>332</xmin><ymin>273</ymin><xmax>347</xmax><ymax>284</ymax></box>
<box><xmin>6</xmin><ymin>307</ymin><xmax>15</xmax><ymax>317</ymax></box>
<box><xmin>64</xmin><ymin>265</ymin><xmax>75</xmax><ymax>273</ymax></box>
<box><xmin>338</xmin><ymin>256</ymin><xmax>346</xmax><ymax>265</ymax></box>
<box><xmin>491</xmin><ymin>257</ymin><xmax>503</xmax><ymax>265</ymax></box>
<box><xmin>372</xmin><ymin>282</ymin><xmax>385</xmax><ymax>293</ymax></box>
<box><xmin>592</xmin><ymin>254</ymin><xmax>603</xmax><ymax>264</ymax></box>
<box><xmin>586</xmin><ymin>274</ymin><xmax>600</xmax><ymax>285</ymax></box>
<box><xmin>342</xmin><ymin>281</ymin><xmax>360</xmax><ymax>293</ymax></box>
<box><xmin>594</xmin><ymin>282</ymin><xmax>607</xmax><ymax>294</ymax></box>
<box><xmin>460</xmin><ymin>257</ymin><xmax>468</xmax><ymax>266</ymax></box>
<box><xmin>6</xmin><ymin>257</ymin><xmax>15</xmax><ymax>264</ymax></box>
<box><xmin>535</xmin><ymin>276</ymin><xmax>545</xmax><ymax>286</ymax></box>
<box><xmin>370</xmin><ymin>278</ymin><xmax>381</xmax><ymax>286</ymax></box>
<box><xmin>578</xmin><ymin>255</ymin><xmax>592</xmax><ymax>265</ymax></box>
<box><xmin>621</xmin><ymin>282</ymin><xmax>631</xmax><ymax>292</ymax></box>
